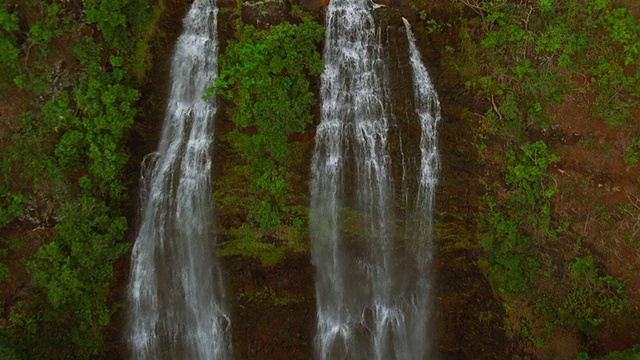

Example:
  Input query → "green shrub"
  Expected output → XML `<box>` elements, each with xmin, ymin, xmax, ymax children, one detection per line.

<box><xmin>560</xmin><ymin>256</ymin><xmax>630</xmax><ymax>337</ymax></box>
<box><xmin>84</xmin><ymin>0</ymin><xmax>150</xmax><ymax>52</ymax></box>
<box><xmin>28</xmin><ymin>196</ymin><xmax>129</xmax><ymax>356</ymax></box>
<box><xmin>0</xmin><ymin>0</ymin><xmax>156</xmax><ymax>356</ymax></box>
<box><xmin>0</xmin><ymin>1</ymin><xmax>19</xmax><ymax>87</ymax></box>
<box><xmin>214</xmin><ymin>17</ymin><xmax>323</xmax><ymax>263</ymax></box>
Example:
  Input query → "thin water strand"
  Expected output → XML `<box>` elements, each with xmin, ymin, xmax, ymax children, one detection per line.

<box><xmin>127</xmin><ymin>0</ymin><xmax>231</xmax><ymax>359</ymax></box>
<box><xmin>403</xmin><ymin>18</ymin><xmax>441</xmax><ymax>218</ymax></box>
<box><xmin>403</xmin><ymin>17</ymin><xmax>442</xmax><ymax>359</ymax></box>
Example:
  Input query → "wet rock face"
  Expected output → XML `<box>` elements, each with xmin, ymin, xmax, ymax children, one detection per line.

<box><xmin>223</xmin><ymin>254</ymin><xmax>316</xmax><ymax>359</ymax></box>
<box><xmin>129</xmin><ymin>0</ymin><xmax>510</xmax><ymax>358</ymax></box>
<box><xmin>378</xmin><ymin>8</ymin><xmax>515</xmax><ymax>359</ymax></box>
<box><xmin>242</xmin><ymin>0</ymin><xmax>291</xmax><ymax>29</ymax></box>
<box><xmin>297</xmin><ymin>0</ymin><xmax>327</xmax><ymax>12</ymax></box>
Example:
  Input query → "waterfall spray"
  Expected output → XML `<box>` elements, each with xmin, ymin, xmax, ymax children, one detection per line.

<box><xmin>310</xmin><ymin>3</ymin><xmax>441</xmax><ymax>358</ymax></box>
<box><xmin>127</xmin><ymin>1</ymin><xmax>231</xmax><ymax>358</ymax></box>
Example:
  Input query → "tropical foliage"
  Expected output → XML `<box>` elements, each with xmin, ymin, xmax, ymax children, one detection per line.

<box><xmin>0</xmin><ymin>0</ymin><xmax>152</xmax><ymax>357</ymax></box>
<box><xmin>215</xmin><ymin>14</ymin><xmax>324</xmax><ymax>265</ymax></box>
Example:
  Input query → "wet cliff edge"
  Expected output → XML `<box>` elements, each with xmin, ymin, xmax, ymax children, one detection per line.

<box><xmin>111</xmin><ymin>0</ymin><xmax>513</xmax><ymax>358</ymax></box>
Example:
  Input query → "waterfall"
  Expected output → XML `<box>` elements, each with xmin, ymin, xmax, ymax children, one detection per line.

<box><xmin>310</xmin><ymin>0</ymin><xmax>440</xmax><ymax>357</ymax></box>
<box><xmin>403</xmin><ymin>17</ymin><xmax>441</xmax><ymax>359</ymax></box>
<box><xmin>127</xmin><ymin>0</ymin><xmax>231</xmax><ymax>359</ymax></box>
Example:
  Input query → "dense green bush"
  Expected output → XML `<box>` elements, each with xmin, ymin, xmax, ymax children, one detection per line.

<box><xmin>0</xmin><ymin>1</ymin><xmax>19</xmax><ymax>89</ymax></box>
<box><xmin>560</xmin><ymin>256</ymin><xmax>629</xmax><ymax>337</ymax></box>
<box><xmin>84</xmin><ymin>0</ymin><xmax>150</xmax><ymax>51</ymax></box>
<box><xmin>0</xmin><ymin>0</ymin><xmax>154</xmax><ymax>357</ymax></box>
<box><xmin>215</xmin><ymin>17</ymin><xmax>323</xmax><ymax>265</ymax></box>
<box><xmin>28</xmin><ymin>196</ymin><xmax>129</xmax><ymax>355</ymax></box>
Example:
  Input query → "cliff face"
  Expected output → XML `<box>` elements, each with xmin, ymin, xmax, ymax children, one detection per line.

<box><xmin>130</xmin><ymin>1</ymin><xmax>503</xmax><ymax>358</ymax></box>
<box><xmin>120</xmin><ymin>0</ymin><xmax>640</xmax><ymax>358</ymax></box>
<box><xmin>210</xmin><ymin>1</ymin><xmax>509</xmax><ymax>358</ymax></box>
<box><xmin>3</xmin><ymin>0</ymin><xmax>638</xmax><ymax>358</ymax></box>
<box><xmin>125</xmin><ymin>0</ymin><xmax>513</xmax><ymax>360</ymax></box>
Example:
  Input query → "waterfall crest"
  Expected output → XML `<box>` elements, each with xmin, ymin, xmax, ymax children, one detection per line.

<box><xmin>127</xmin><ymin>0</ymin><xmax>231</xmax><ymax>358</ymax></box>
<box><xmin>310</xmin><ymin>3</ymin><xmax>440</xmax><ymax>358</ymax></box>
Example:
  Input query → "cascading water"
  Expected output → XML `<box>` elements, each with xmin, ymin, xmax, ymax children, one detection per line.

<box><xmin>402</xmin><ymin>17</ymin><xmax>441</xmax><ymax>359</ymax></box>
<box><xmin>310</xmin><ymin>0</ymin><xmax>440</xmax><ymax>358</ymax></box>
<box><xmin>127</xmin><ymin>0</ymin><xmax>231</xmax><ymax>359</ymax></box>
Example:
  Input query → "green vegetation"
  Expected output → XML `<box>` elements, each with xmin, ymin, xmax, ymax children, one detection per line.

<box><xmin>0</xmin><ymin>0</ymin><xmax>154</xmax><ymax>357</ymax></box>
<box><xmin>214</xmin><ymin>11</ymin><xmax>323</xmax><ymax>265</ymax></box>
<box><xmin>624</xmin><ymin>134</ymin><xmax>640</xmax><ymax>167</ymax></box>
<box><xmin>579</xmin><ymin>344</ymin><xmax>640</xmax><ymax>359</ymax></box>
<box><xmin>463</xmin><ymin>0</ymin><xmax>639</xmax><ymax>129</ymax></box>
<box><xmin>480</xmin><ymin>140</ymin><xmax>558</xmax><ymax>296</ymax></box>
<box><xmin>236</xmin><ymin>285</ymin><xmax>300</xmax><ymax>308</ymax></box>
<box><xmin>411</xmin><ymin>0</ymin><xmax>640</xmax><ymax>356</ymax></box>
<box><xmin>560</xmin><ymin>256</ymin><xmax>629</xmax><ymax>336</ymax></box>
<box><xmin>0</xmin><ymin>0</ymin><xmax>637</xmax><ymax>356</ymax></box>
<box><xmin>84</xmin><ymin>0</ymin><xmax>150</xmax><ymax>51</ymax></box>
<box><xmin>1</xmin><ymin>0</ymin><xmax>323</xmax><ymax>356</ymax></box>
<box><xmin>0</xmin><ymin>1</ymin><xmax>19</xmax><ymax>91</ymax></box>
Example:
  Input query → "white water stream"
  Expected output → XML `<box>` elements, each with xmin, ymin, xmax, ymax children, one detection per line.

<box><xmin>310</xmin><ymin>1</ymin><xmax>440</xmax><ymax>357</ymax></box>
<box><xmin>127</xmin><ymin>0</ymin><xmax>231</xmax><ymax>358</ymax></box>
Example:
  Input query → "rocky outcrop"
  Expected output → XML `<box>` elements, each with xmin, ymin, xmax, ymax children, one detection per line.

<box><xmin>242</xmin><ymin>0</ymin><xmax>291</xmax><ymax>29</ymax></box>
